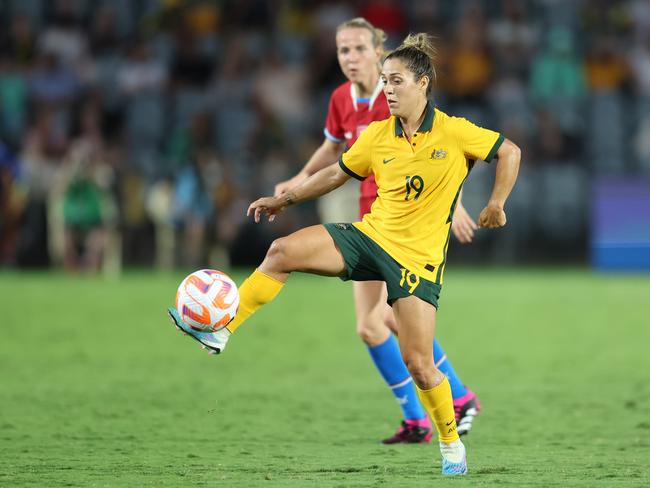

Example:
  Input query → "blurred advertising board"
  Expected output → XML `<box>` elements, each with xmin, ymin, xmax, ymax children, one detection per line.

<box><xmin>591</xmin><ymin>177</ymin><xmax>650</xmax><ymax>271</ymax></box>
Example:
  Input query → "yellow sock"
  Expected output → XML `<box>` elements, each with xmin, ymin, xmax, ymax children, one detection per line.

<box><xmin>416</xmin><ymin>377</ymin><xmax>460</xmax><ymax>443</ymax></box>
<box><xmin>226</xmin><ymin>269</ymin><xmax>285</xmax><ymax>333</ymax></box>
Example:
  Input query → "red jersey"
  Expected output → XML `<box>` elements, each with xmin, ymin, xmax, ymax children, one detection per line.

<box><xmin>324</xmin><ymin>79</ymin><xmax>390</xmax><ymax>214</ymax></box>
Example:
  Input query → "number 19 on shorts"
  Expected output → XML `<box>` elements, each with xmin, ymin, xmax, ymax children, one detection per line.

<box><xmin>400</xmin><ymin>268</ymin><xmax>421</xmax><ymax>293</ymax></box>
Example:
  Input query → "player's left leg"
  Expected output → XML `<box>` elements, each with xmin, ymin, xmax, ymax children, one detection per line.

<box><xmin>392</xmin><ymin>295</ymin><xmax>467</xmax><ymax>476</ymax></box>
<box><xmin>170</xmin><ymin>224</ymin><xmax>347</xmax><ymax>353</ymax></box>
<box><xmin>227</xmin><ymin>224</ymin><xmax>346</xmax><ymax>330</ymax></box>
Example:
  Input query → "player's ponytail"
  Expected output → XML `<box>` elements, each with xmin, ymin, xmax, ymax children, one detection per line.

<box><xmin>336</xmin><ymin>17</ymin><xmax>387</xmax><ymax>51</ymax></box>
<box><xmin>385</xmin><ymin>33</ymin><xmax>437</xmax><ymax>93</ymax></box>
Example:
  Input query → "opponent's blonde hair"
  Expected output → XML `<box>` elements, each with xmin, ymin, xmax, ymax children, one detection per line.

<box><xmin>385</xmin><ymin>33</ymin><xmax>438</xmax><ymax>91</ymax></box>
<box><xmin>336</xmin><ymin>17</ymin><xmax>387</xmax><ymax>50</ymax></box>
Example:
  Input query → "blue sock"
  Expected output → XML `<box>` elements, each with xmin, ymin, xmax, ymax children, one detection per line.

<box><xmin>433</xmin><ymin>338</ymin><xmax>468</xmax><ymax>399</ymax></box>
<box><xmin>368</xmin><ymin>335</ymin><xmax>426</xmax><ymax>421</ymax></box>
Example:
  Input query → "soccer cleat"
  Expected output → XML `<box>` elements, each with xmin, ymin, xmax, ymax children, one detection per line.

<box><xmin>381</xmin><ymin>418</ymin><xmax>433</xmax><ymax>444</ymax></box>
<box><xmin>454</xmin><ymin>390</ymin><xmax>481</xmax><ymax>436</ymax></box>
<box><xmin>440</xmin><ymin>440</ymin><xmax>468</xmax><ymax>476</ymax></box>
<box><xmin>167</xmin><ymin>307</ymin><xmax>231</xmax><ymax>354</ymax></box>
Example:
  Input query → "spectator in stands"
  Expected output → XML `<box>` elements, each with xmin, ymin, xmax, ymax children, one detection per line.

<box><xmin>90</xmin><ymin>6</ymin><xmax>122</xmax><ymax>58</ymax></box>
<box><xmin>254</xmin><ymin>47</ymin><xmax>309</xmax><ymax>140</ymax></box>
<box><xmin>170</xmin><ymin>113</ymin><xmax>236</xmax><ymax>268</ymax></box>
<box><xmin>39</xmin><ymin>0</ymin><xmax>88</xmax><ymax>70</ymax></box>
<box><xmin>445</xmin><ymin>6</ymin><xmax>493</xmax><ymax>105</ymax></box>
<box><xmin>530</xmin><ymin>27</ymin><xmax>587</xmax><ymax>137</ymax></box>
<box><xmin>584</xmin><ymin>36</ymin><xmax>629</xmax><ymax>93</ymax></box>
<box><xmin>489</xmin><ymin>0</ymin><xmax>540</xmax><ymax>78</ymax></box>
<box><xmin>29</xmin><ymin>52</ymin><xmax>81</xmax><ymax>106</ymax></box>
<box><xmin>0</xmin><ymin>142</ymin><xmax>25</xmax><ymax>265</ymax></box>
<box><xmin>0</xmin><ymin>55</ymin><xmax>28</xmax><ymax>147</ymax></box>
<box><xmin>1</xmin><ymin>11</ymin><xmax>37</xmax><ymax>66</ymax></box>
<box><xmin>117</xmin><ymin>41</ymin><xmax>167</xmax><ymax>97</ymax></box>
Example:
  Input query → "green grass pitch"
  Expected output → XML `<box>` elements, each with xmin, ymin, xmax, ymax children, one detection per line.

<box><xmin>1</xmin><ymin>268</ymin><xmax>649</xmax><ymax>487</ymax></box>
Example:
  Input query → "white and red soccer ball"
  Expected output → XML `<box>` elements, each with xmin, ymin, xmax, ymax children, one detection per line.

<box><xmin>175</xmin><ymin>269</ymin><xmax>240</xmax><ymax>333</ymax></box>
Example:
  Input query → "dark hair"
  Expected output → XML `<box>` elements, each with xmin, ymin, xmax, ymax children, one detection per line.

<box><xmin>384</xmin><ymin>33</ymin><xmax>437</xmax><ymax>93</ymax></box>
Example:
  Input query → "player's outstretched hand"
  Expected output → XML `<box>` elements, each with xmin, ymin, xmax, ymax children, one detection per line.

<box><xmin>478</xmin><ymin>203</ymin><xmax>506</xmax><ymax>228</ymax></box>
<box><xmin>451</xmin><ymin>202</ymin><xmax>477</xmax><ymax>243</ymax></box>
<box><xmin>247</xmin><ymin>196</ymin><xmax>287</xmax><ymax>223</ymax></box>
<box><xmin>274</xmin><ymin>172</ymin><xmax>307</xmax><ymax>196</ymax></box>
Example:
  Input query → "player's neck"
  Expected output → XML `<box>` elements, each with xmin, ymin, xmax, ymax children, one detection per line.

<box><xmin>399</xmin><ymin>99</ymin><xmax>428</xmax><ymax>139</ymax></box>
<box><xmin>353</xmin><ymin>72</ymin><xmax>380</xmax><ymax>98</ymax></box>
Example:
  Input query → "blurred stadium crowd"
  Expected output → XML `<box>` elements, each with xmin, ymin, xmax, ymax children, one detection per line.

<box><xmin>1</xmin><ymin>0</ymin><xmax>648</xmax><ymax>272</ymax></box>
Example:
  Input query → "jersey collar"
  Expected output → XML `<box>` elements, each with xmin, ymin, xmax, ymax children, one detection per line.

<box><xmin>394</xmin><ymin>101</ymin><xmax>436</xmax><ymax>137</ymax></box>
<box><xmin>350</xmin><ymin>78</ymin><xmax>384</xmax><ymax>111</ymax></box>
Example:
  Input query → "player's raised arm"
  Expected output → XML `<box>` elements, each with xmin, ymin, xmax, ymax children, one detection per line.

<box><xmin>249</xmin><ymin>162</ymin><xmax>350</xmax><ymax>223</ymax></box>
<box><xmin>478</xmin><ymin>138</ymin><xmax>521</xmax><ymax>228</ymax></box>
<box><xmin>274</xmin><ymin>138</ymin><xmax>346</xmax><ymax>196</ymax></box>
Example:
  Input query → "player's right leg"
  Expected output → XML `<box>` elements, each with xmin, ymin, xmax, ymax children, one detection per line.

<box><xmin>392</xmin><ymin>295</ymin><xmax>467</xmax><ymax>476</ymax></box>
<box><xmin>383</xmin><ymin>307</ymin><xmax>481</xmax><ymax>435</ymax></box>
<box><xmin>169</xmin><ymin>225</ymin><xmax>346</xmax><ymax>353</ymax></box>
<box><xmin>353</xmin><ymin>281</ymin><xmax>433</xmax><ymax>444</ymax></box>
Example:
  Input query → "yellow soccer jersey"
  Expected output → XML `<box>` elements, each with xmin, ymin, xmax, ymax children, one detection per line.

<box><xmin>339</xmin><ymin>102</ymin><xmax>503</xmax><ymax>284</ymax></box>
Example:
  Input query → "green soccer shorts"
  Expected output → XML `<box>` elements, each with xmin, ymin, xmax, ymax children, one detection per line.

<box><xmin>324</xmin><ymin>223</ymin><xmax>441</xmax><ymax>308</ymax></box>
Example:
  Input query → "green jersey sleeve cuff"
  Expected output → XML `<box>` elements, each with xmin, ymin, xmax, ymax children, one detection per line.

<box><xmin>338</xmin><ymin>156</ymin><xmax>366</xmax><ymax>181</ymax></box>
<box><xmin>484</xmin><ymin>134</ymin><xmax>505</xmax><ymax>163</ymax></box>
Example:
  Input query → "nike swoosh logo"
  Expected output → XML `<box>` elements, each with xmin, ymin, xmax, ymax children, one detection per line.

<box><xmin>383</xmin><ymin>157</ymin><xmax>396</xmax><ymax>164</ymax></box>
<box><xmin>446</xmin><ymin>420</ymin><xmax>455</xmax><ymax>426</ymax></box>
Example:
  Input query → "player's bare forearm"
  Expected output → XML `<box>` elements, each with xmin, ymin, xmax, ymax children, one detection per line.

<box><xmin>488</xmin><ymin>138</ymin><xmax>520</xmax><ymax>208</ymax></box>
<box><xmin>275</xmin><ymin>139</ymin><xmax>344</xmax><ymax>196</ymax></box>
<box><xmin>478</xmin><ymin>138</ymin><xmax>521</xmax><ymax>228</ymax></box>
<box><xmin>286</xmin><ymin>163</ymin><xmax>350</xmax><ymax>204</ymax></box>
<box><xmin>249</xmin><ymin>163</ymin><xmax>350</xmax><ymax>222</ymax></box>
<box><xmin>303</xmin><ymin>139</ymin><xmax>345</xmax><ymax>177</ymax></box>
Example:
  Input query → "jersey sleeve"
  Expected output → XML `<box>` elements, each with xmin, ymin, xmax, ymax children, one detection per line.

<box><xmin>338</xmin><ymin>122</ymin><xmax>376</xmax><ymax>180</ymax></box>
<box><xmin>324</xmin><ymin>92</ymin><xmax>345</xmax><ymax>143</ymax></box>
<box><xmin>452</xmin><ymin>117</ymin><xmax>504</xmax><ymax>163</ymax></box>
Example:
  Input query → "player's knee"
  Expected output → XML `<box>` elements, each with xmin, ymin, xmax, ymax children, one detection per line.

<box><xmin>402</xmin><ymin>352</ymin><xmax>432</xmax><ymax>385</ymax></box>
<box><xmin>356</xmin><ymin>317</ymin><xmax>384</xmax><ymax>345</ymax></box>
<box><xmin>264</xmin><ymin>237</ymin><xmax>291</xmax><ymax>270</ymax></box>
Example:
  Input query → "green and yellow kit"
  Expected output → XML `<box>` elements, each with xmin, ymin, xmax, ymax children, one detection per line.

<box><xmin>338</xmin><ymin>102</ymin><xmax>503</xmax><ymax>287</ymax></box>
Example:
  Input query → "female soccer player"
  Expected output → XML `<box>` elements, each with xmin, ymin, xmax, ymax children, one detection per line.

<box><xmin>170</xmin><ymin>33</ymin><xmax>521</xmax><ymax>476</ymax></box>
<box><xmin>274</xmin><ymin>18</ymin><xmax>481</xmax><ymax>443</ymax></box>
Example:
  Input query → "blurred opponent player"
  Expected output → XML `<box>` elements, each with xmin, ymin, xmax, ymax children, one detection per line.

<box><xmin>273</xmin><ymin>18</ymin><xmax>480</xmax><ymax>442</ymax></box>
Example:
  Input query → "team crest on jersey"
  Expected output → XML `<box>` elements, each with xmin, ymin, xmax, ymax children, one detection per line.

<box><xmin>430</xmin><ymin>148</ymin><xmax>448</xmax><ymax>160</ymax></box>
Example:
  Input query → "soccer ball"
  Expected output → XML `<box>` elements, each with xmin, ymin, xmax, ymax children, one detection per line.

<box><xmin>175</xmin><ymin>269</ymin><xmax>240</xmax><ymax>333</ymax></box>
